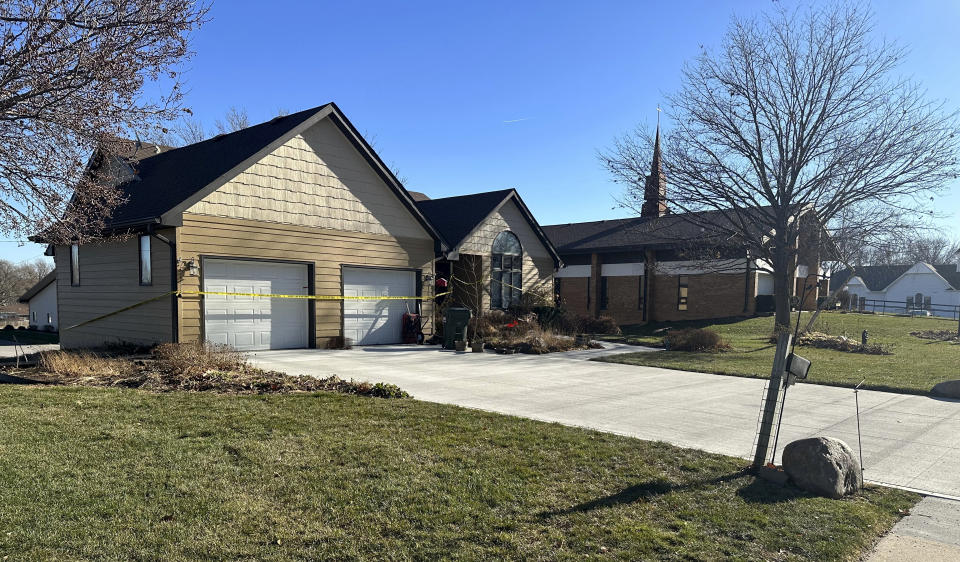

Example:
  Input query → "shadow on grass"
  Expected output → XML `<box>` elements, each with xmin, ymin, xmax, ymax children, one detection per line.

<box><xmin>541</xmin><ymin>469</ymin><xmax>767</xmax><ymax>517</ymax></box>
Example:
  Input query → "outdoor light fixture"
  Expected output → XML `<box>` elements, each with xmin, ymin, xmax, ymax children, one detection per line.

<box><xmin>181</xmin><ymin>258</ymin><xmax>199</xmax><ymax>277</ymax></box>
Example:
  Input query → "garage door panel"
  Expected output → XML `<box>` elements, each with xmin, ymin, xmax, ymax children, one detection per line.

<box><xmin>342</xmin><ymin>267</ymin><xmax>416</xmax><ymax>345</ymax></box>
<box><xmin>203</xmin><ymin>259</ymin><xmax>309</xmax><ymax>351</ymax></box>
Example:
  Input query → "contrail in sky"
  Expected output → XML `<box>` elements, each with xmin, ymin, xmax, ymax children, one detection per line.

<box><xmin>502</xmin><ymin>118</ymin><xmax>532</xmax><ymax>124</ymax></box>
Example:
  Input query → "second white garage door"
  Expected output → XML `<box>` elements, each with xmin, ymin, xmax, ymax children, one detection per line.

<box><xmin>342</xmin><ymin>267</ymin><xmax>417</xmax><ymax>345</ymax></box>
<box><xmin>203</xmin><ymin>259</ymin><xmax>309</xmax><ymax>351</ymax></box>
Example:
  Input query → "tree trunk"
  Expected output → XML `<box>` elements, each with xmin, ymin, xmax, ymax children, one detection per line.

<box><xmin>772</xmin><ymin>250</ymin><xmax>793</xmax><ymax>332</ymax></box>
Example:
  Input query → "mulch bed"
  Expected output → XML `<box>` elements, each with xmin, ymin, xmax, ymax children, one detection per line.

<box><xmin>771</xmin><ymin>331</ymin><xmax>891</xmax><ymax>355</ymax></box>
<box><xmin>910</xmin><ymin>330</ymin><xmax>960</xmax><ymax>343</ymax></box>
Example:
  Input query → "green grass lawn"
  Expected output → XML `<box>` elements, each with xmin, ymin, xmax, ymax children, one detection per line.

<box><xmin>0</xmin><ymin>329</ymin><xmax>59</xmax><ymax>345</ymax></box>
<box><xmin>600</xmin><ymin>312</ymin><xmax>960</xmax><ymax>394</ymax></box>
<box><xmin>0</xmin><ymin>386</ymin><xmax>915</xmax><ymax>560</ymax></box>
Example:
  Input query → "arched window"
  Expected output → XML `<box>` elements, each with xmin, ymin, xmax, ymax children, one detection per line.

<box><xmin>491</xmin><ymin>231</ymin><xmax>522</xmax><ymax>309</ymax></box>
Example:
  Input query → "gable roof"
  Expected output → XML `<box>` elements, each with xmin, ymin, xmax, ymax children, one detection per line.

<box><xmin>64</xmin><ymin>103</ymin><xmax>444</xmax><ymax>248</ymax></box>
<box><xmin>830</xmin><ymin>263</ymin><xmax>960</xmax><ymax>292</ymax></box>
<box><xmin>415</xmin><ymin>189</ymin><xmax>562</xmax><ymax>267</ymax></box>
<box><xmin>18</xmin><ymin>270</ymin><xmax>56</xmax><ymax>303</ymax></box>
<box><xmin>543</xmin><ymin>207</ymin><xmax>775</xmax><ymax>254</ymax></box>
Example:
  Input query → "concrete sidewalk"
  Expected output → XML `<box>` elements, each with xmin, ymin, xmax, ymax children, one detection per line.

<box><xmin>869</xmin><ymin>497</ymin><xmax>960</xmax><ymax>561</ymax></box>
<box><xmin>250</xmin><ymin>344</ymin><xmax>960</xmax><ymax>499</ymax></box>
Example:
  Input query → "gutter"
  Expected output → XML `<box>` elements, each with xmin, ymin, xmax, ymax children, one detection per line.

<box><xmin>148</xmin><ymin>224</ymin><xmax>179</xmax><ymax>344</ymax></box>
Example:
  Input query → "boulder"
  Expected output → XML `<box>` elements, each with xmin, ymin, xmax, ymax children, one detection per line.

<box><xmin>931</xmin><ymin>380</ymin><xmax>960</xmax><ymax>399</ymax></box>
<box><xmin>782</xmin><ymin>437</ymin><xmax>862</xmax><ymax>499</ymax></box>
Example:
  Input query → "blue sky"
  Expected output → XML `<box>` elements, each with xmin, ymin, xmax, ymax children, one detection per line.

<box><xmin>4</xmin><ymin>0</ymin><xmax>959</xmax><ymax>265</ymax></box>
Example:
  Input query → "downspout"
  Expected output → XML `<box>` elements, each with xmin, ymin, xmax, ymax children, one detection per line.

<box><xmin>148</xmin><ymin>225</ymin><xmax>179</xmax><ymax>344</ymax></box>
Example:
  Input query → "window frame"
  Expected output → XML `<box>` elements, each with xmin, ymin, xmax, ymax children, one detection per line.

<box><xmin>139</xmin><ymin>235</ymin><xmax>153</xmax><ymax>286</ymax></box>
<box><xmin>70</xmin><ymin>244</ymin><xmax>80</xmax><ymax>286</ymax></box>
<box><xmin>677</xmin><ymin>275</ymin><xmax>689</xmax><ymax>311</ymax></box>
<box><xmin>600</xmin><ymin>276</ymin><xmax>609</xmax><ymax>310</ymax></box>
<box><xmin>490</xmin><ymin>231</ymin><xmax>522</xmax><ymax>309</ymax></box>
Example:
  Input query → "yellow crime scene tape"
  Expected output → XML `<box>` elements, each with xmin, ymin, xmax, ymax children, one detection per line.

<box><xmin>64</xmin><ymin>289</ymin><xmax>452</xmax><ymax>332</ymax></box>
<box><xmin>64</xmin><ymin>273</ymin><xmax>553</xmax><ymax>332</ymax></box>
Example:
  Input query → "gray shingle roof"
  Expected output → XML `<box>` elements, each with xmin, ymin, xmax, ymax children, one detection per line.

<box><xmin>415</xmin><ymin>190</ymin><xmax>515</xmax><ymax>250</ymax></box>
<box><xmin>542</xmin><ymin>208</ymin><xmax>773</xmax><ymax>254</ymax></box>
<box><xmin>104</xmin><ymin>105</ymin><xmax>328</xmax><ymax>227</ymax></box>
<box><xmin>415</xmin><ymin>189</ymin><xmax>561</xmax><ymax>266</ymax></box>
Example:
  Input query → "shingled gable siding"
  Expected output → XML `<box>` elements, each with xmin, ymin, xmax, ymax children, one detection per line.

<box><xmin>456</xmin><ymin>199</ymin><xmax>555</xmax><ymax>310</ymax></box>
<box><xmin>56</xmin><ymin>231</ymin><xmax>174</xmax><ymax>349</ymax></box>
<box><xmin>177</xmin><ymin>117</ymin><xmax>435</xmax><ymax>348</ymax></box>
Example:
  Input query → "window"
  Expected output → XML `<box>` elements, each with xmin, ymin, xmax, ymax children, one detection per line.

<box><xmin>46</xmin><ymin>313</ymin><xmax>52</xmax><ymax>325</ymax></box>
<box><xmin>490</xmin><ymin>231</ymin><xmax>522</xmax><ymax>309</ymax></box>
<box><xmin>600</xmin><ymin>277</ymin><xmax>609</xmax><ymax>310</ymax></box>
<box><xmin>677</xmin><ymin>275</ymin><xmax>689</xmax><ymax>311</ymax></box>
<box><xmin>31</xmin><ymin>311</ymin><xmax>36</xmax><ymax>323</ymax></box>
<box><xmin>586</xmin><ymin>277</ymin><xmax>591</xmax><ymax>309</ymax></box>
<box><xmin>70</xmin><ymin>244</ymin><xmax>80</xmax><ymax>286</ymax></box>
<box><xmin>139</xmin><ymin>235</ymin><xmax>152</xmax><ymax>285</ymax></box>
<box><xmin>638</xmin><ymin>276</ymin><xmax>644</xmax><ymax>311</ymax></box>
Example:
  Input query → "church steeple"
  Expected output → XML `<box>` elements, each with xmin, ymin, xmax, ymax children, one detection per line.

<box><xmin>641</xmin><ymin>121</ymin><xmax>667</xmax><ymax>218</ymax></box>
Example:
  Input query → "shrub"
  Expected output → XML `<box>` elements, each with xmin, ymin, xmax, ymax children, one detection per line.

<box><xmin>152</xmin><ymin>342</ymin><xmax>247</xmax><ymax>375</ymax></box>
<box><xmin>666</xmin><ymin>328</ymin><xmax>730</xmax><ymax>352</ymax></box>
<box><xmin>577</xmin><ymin>315</ymin><xmax>620</xmax><ymax>335</ymax></box>
<box><xmin>3</xmin><ymin>325</ymin><xmax>13</xmax><ymax>331</ymax></box>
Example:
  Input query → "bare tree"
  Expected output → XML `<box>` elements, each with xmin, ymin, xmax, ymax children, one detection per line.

<box><xmin>0</xmin><ymin>258</ymin><xmax>53</xmax><ymax>306</ymax></box>
<box><xmin>157</xmin><ymin>115</ymin><xmax>208</xmax><ymax>146</ymax></box>
<box><xmin>0</xmin><ymin>0</ymin><xmax>209</xmax><ymax>245</ymax></box>
<box><xmin>602</xmin><ymin>3</ymin><xmax>959</xmax><ymax>329</ymax></box>
<box><xmin>214</xmin><ymin>106</ymin><xmax>251</xmax><ymax>135</ymax></box>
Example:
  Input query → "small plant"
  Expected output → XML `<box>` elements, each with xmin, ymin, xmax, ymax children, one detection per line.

<box><xmin>152</xmin><ymin>342</ymin><xmax>247</xmax><ymax>375</ymax></box>
<box><xmin>666</xmin><ymin>328</ymin><xmax>730</xmax><ymax>352</ymax></box>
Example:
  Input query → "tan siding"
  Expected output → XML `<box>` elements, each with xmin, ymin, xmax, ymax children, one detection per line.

<box><xmin>455</xmin><ymin>199</ymin><xmax>555</xmax><ymax>310</ymax></box>
<box><xmin>177</xmin><ymin>214</ymin><xmax>434</xmax><ymax>347</ymax></box>
<box><xmin>56</xmin><ymin>231</ymin><xmax>174</xmax><ymax>349</ymax></box>
<box><xmin>186</xmin><ymin>117</ymin><xmax>430</xmax><ymax>240</ymax></box>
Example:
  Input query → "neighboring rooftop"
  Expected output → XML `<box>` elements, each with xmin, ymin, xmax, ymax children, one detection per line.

<box><xmin>18</xmin><ymin>270</ymin><xmax>57</xmax><ymax>303</ymax></box>
<box><xmin>830</xmin><ymin>263</ymin><xmax>960</xmax><ymax>292</ymax></box>
<box><xmin>542</xmin><ymin>208</ymin><xmax>772</xmax><ymax>254</ymax></box>
<box><xmin>407</xmin><ymin>191</ymin><xmax>430</xmax><ymax>202</ymax></box>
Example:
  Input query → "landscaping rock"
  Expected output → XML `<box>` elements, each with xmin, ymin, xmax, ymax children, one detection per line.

<box><xmin>782</xmin><ymin>437</ymin><xmax>861</xmax><ymax>499</ymax></box>
<box><xmin>931</xmin><ymin>380</ymin><xmax>960</xmax><ymax>399</ymax></box>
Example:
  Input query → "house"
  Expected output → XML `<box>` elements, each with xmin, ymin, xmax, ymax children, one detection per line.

<box><xmin>543</xmin><ymin>128</ymin><xmax>828</xmax><ymax>327</ymax></box>
<box><xmin>830</xmin><ymin>263</ymin><xmax>960</xmax><ymax>318</ymax></box>
<box><xmin>415</xmin><ymin>189</ymin><xmax>561</xmax><ymax>313</ymax></box>
<box><xmin>37</xmin><ymin>103</ymin><xmax>566</xmax><ymax>350</ymax></box>
<box><xmin>40</xmin><ymin>103</ymin><xmax>452</xmax><ymax>350</ymax></box>
<box><xmin>18</xmin><ymin>270</ymin><xmax>58</xmax><ymax>331</ymax></box>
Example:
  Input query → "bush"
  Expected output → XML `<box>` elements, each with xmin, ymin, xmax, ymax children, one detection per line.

<box><xmin>152</xmin><ymin>342</ymin><xmax>247</xmax><ymax>375</ymax></box>
<box><xmin>665</xmin><ymin>328</ymin><xmax>730</xmax><ymax>352</ymax></box>
<box><xmin>38</xmin><ymin>351</ymin><xmax>134</xmax><ymax>378</ymax></box>
<box><xmin>577</xmin><ymin>315</ymin><xmax>620</xmax><ymax>335</ymax></box>
<box><xmin>2</xmin><ymin>325</ymin><xmax>13</xmax><ymax>331</ymax></box>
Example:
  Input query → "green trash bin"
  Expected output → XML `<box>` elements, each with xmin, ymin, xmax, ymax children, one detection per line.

<box><xmin>443</xmin><ymin>307</ymin><xmax>472</xmax><ymax>350</ymax></box>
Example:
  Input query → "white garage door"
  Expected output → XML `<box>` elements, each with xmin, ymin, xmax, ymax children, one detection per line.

<box><xmin>203</xmin><ymin>259</ymin><xmax>309</xmax><ymax>351</ymax></box>
<box><xmin>343</xmin><ymin>267</ymin><xmax>417</xmax><ymax>345</ymax></box>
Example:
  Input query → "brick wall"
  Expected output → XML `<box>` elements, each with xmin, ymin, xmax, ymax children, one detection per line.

<box><xmin>598</xmin><ymin>275</ymin><xmax>646</xmax><ymax>325</ymax></box>
<box><xmin>650</xmin><ymin>272</ymin><xmax>750</xmax><ymax>322</ymax></box>
<box><xmin>558</xmin><ymin>277</ymin><xmax>590</xmax><ymax>316</ymax></box>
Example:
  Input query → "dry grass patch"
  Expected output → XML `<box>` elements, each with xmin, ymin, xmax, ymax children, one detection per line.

<box><xmin>666</xmin><ymin>328</ymin><xmax>731</xmax><ymax>352</ymax></box>
<box><xmin>22</xmin><ymin>343</ymin><xmax>409</xmax><ymax>398</ymax></box>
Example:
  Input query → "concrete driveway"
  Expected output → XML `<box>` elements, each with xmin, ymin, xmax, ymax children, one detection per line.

<box><xmin>250</xmin><ymin>344</ymin><xmax>960</xmax><ymax>499</ymax></box>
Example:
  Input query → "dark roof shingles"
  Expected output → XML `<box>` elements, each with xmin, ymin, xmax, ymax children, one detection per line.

<box><xmin>415</xmin><ymin>190</ymin><xmax>514</xmax><ymax>249</ymax></box>
<box><xmin>105</xmin><ymin>104</ymin><xmax>328</xmax><ymax>226</ymax></box>
<box><xmin>542</xmin><ymin>208</ymin><xmax>771</xmax><ymax>254</ymax></box>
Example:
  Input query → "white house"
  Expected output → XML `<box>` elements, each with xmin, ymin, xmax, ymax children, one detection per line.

<box><xmin>19</xmin><ymin>270</ymin><xmax>58</xmax><ymax>331</ymax></box>
<box><xmin>830</xmin><ymin>262</ymin><xmax>960</xmax><ymax>318</ymax></box>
